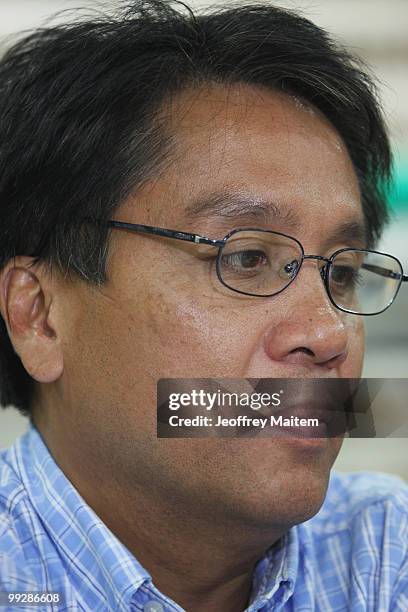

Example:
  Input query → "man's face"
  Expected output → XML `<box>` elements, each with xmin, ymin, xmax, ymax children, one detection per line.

<box><xmin>50</xmin><ymin>85</ymin><xmax>365</xmax><ymax>527</ymax></box>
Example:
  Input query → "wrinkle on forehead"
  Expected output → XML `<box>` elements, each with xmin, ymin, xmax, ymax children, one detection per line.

<box><xmin>118</xmin><ymin>81</ymin><xmax>361</xmax><ymax>240</ymax></box>
<box><xmin>165</xmin><ymin>81</ymin><xmax>346</xmax><ymax>150</ymax></box>
<box><xmin>128</xmin><ymin>81</ymin><xmax>351</xmax><ymax>183</ymax></box>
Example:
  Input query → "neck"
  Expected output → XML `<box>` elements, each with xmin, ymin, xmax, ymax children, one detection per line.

<box><xmin>33</xmin><ymin>412</ymin><xmax>286</xmax><ymax>612</ymax></box>
<box><xmin>71</xmin><ymin>476</ymin><xmax>281</xmax><ymax>612</ymax></box>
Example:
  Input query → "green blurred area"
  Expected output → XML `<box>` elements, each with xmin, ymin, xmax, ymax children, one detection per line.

<box><xmin>389</xmin><ymin>158</ymin><xmax>408</xmax><ymax>213</ymax></box>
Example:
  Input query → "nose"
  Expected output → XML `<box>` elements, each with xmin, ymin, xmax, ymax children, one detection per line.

<box><xmin>262</xmin><ymin>263</ymin><xmax>349</xmax><ymax>371</ymax></box>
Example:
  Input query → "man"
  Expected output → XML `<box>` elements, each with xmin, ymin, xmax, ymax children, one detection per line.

<box><xmin>0</xmin><ymin>1</ymin><xmax>407</xmax><ymax>610</ymax></box>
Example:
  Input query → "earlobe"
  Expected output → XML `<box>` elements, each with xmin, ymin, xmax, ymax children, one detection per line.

<box><xmin>0</xmin><ymin>259</ymin><xmax>64</xmax><ymax>384</ymax></box>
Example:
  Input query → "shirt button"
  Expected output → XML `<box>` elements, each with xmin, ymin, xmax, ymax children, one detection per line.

<box><xmin>143</xmin><ymin>602</ymin><xmax>165</xmax><ymax>612</ymax></box>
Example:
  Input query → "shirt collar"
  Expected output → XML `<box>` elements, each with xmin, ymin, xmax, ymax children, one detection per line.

<box><xmin>14</xmin><ymin>424</ymin><xmax>150</xmax><ymax>610</ymax></box>
<box><xmin>14</xmin><ymin>423</ymin><xmax>299</xmax><ymax>611</ymax></box>
<box><xmin>248</xmin><ymin>522</ymin><xmax>299</xmax><ymax>610</ymax></box>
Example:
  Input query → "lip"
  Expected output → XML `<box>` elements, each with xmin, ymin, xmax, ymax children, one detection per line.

<box><xmin>264</xmin><ymin>400</ymin><xmax>348</xmax><ymax>441</ymax></box>
<box><xmin>272</xmin><ymin>403</ymin><xmax>335</xmax><ymax>424</ymax></box>
<box><xmin>268</xmin><ymin>432</ymin><xmax>332</xmax><ymax>451</ymax></box>
<box><xmin>265</xmin><ymin>407</ymin><xmax>332</xmax><ymax>448</ymax></box>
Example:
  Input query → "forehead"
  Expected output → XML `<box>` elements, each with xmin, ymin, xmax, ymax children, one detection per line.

<box><xmin>126</xmin><ymin>83</ymin><xmax>363</xmax><ymax>238</ymax></box>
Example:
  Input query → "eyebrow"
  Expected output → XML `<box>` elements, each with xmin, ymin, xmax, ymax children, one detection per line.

<box><xmin>183</xmin><ymin>188</ymin><xmax>301</xmax><ymax>228</ymax></box>
<box><xmin>183</xmin><ymin>187</ymin><xmax>367</xmax><ymax>247</ymax></box>
<box><xmin>323</xmin><ymin>220</ymin><xmax>368</xmax><ymax>249</ymax></box>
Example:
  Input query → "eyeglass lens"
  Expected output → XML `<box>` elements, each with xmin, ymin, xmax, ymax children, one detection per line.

<box><xmin>329</xmin><ymin>250</ymin><xmax>402</xmax><ymax>314</ymax></box>
<box><xmin>217</xmin><ymin>230</ymin><xmax>403</xmax><ymax>314</ymax></box>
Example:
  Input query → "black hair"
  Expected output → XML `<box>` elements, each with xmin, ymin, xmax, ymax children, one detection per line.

<box><xmin>0</xmin><ymin>1</ymin><xmax>392</xmax><ymax>415</ymax></box>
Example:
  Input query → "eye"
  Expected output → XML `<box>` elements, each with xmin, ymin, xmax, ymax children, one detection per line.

<box><xmin>221</xmin><ymin>249</ymin><xmax>269</xmax><ymax>271</ymax></box>
<box><xmin>331</xmin><ymin>265</ymin><xmax>362</xmax><ymax>288</ymax></box>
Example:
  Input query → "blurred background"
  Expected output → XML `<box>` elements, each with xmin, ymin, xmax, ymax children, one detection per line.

<box><xmin>0</xmin><ymin>1</ymin><xmax>407</xmax><ymax>479</ymax></box>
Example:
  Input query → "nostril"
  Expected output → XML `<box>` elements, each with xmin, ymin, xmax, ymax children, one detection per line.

<box><xmin>290</xmin><ymin>347</ymin><xmax>315</xmax><ymax>357</ymax></box>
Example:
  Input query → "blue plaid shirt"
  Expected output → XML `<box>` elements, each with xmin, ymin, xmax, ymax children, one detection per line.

<box><xmin>1</xmin><ymin>425</ymin><xmax>408</xmax><ymax>611</ymax></box>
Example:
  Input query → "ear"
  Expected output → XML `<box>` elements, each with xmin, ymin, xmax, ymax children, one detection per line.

<box><xmin>0</xmin><ymin>257</ymin><xmax>64</xmax><ymax>383</ymax></box>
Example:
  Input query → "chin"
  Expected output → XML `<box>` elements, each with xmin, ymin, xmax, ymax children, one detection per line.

<box><xmin>217</xmin><ymin>440</ymin><xmax>340</xmax><ymax>529</ymax></box>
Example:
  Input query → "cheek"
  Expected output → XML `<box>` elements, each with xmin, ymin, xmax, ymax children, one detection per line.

<box><xmin>343</xmin><ymin>316</ymin><xmax>365</xmax><ymax>376</ymax></box>
<box><xmin>145</xmin><ymin>292</ymin><xmax>255</xmax><ymax>377</ymax></box>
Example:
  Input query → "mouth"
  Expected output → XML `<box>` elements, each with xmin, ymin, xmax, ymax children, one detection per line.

<box><xmin>273</xmin><ymin>402</ymin><xmax>333</xmax><ymax>422</ymax></box>
<box><xmin>271</xmin><ymin>398</ymin><xmax>349</xmax><ymax>435</ymax></box>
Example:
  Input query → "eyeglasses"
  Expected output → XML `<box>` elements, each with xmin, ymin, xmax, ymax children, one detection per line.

<box><xmin>108</xmin><ymin>220</ymin><xmax>408</xmax><ymax>316</ymax></box>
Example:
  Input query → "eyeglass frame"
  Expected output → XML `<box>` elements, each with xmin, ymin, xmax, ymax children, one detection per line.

<box><xmin>107</xmin><ymin>220</ymin><xmax>408</xmax><ymax>316</ymax></box>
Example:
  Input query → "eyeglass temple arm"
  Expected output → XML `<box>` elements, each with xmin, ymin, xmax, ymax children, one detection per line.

<box><xmin>107</xmin><ymin>220</ymin><xmax>224</xmax><ymax>247</ymax></box>
<box><xmin>362</xmin><ymin>262</ymin><xmax>408</xmax><ymax>282</ymax></box>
